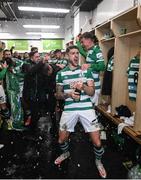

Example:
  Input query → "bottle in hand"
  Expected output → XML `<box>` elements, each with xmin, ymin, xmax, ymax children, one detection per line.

<box><xmin>74</xmin><ymin>88</ymin><xmax>81</xmax><ymax>102</ymax></box>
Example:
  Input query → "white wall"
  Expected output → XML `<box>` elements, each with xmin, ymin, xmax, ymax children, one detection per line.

<box><xmin>136</xmin><ymin>0</ymin><xmax>141</xmax><ymax>5</ymax></box>
<box><xmin>92</xmin><ymin>0</ymin><xmax>134</xmax><ymax>27</ymax></box>
<box><xmin>78</xmin><ymin>0</ymin><xmax>135</xmax><ymax>33</ymax></box>
<box><xmin>64</xmin><ymin>12</ymin><xmax>74</xmax><ymax>44</ymax></box>
<box><xmin>74</xmin><ymin>10</ymin><xmax>80</xmax><ymax>38</ymax></box>
<box><xmin>79</xmin><ymin>11</ymin><xmax>92</xmax><ymax>33</ymax></box>
<box><xmin>64</xmin><ymin>10</ymin><xmax>93</xmax><ymax>44</ymax></box>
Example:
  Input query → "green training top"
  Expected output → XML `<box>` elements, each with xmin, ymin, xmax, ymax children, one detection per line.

<box><xmin>0</xmin><ymin>68</ymin><xmax>7</xmax><ymax>80</ymax></box>
<box><xmin>86</xmin><ymin>45</ymin><xmax>105</xmax><ymax>91</ymax></box>
<box><xmin>76</xmin><ymin>41</ymin><xmax>105</xmax><ymax>71</ymax></box>
<box><xmin>76</xmin><ymin>42</ymin><xmax>105</xmax><ymax>91</ymax></box>
<box><xmin>107</xmin><ymin>55</ymin><xmax>114</xmax><ymax>72</ymax></box>
<box><xmin>76</xmin><ymin>41</ymin><xmax>87</xmax><ymax>58</ymax></box>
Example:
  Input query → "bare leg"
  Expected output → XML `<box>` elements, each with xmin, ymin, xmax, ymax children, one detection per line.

<box><xmin>58</xmin><ymin>130</ymin><xmax>70</xmax><ymax>144</ymax></box>
<box><xmin>89</xmin><ymin>130</ymin><xmax>101</xmax><ymax>147</ymax></box>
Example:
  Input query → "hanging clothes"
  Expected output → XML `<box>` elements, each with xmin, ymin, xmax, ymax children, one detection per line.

<box><xmin>101</xmin><ymin>47</ymin><xmax>114</xmax><ymax>95</ymax></box>
<box><xmin>127</xmin><ymin>56</ymin><xmax>140</xmax><ymax>101</ymax></box>
<box><xmin>6</xmin><ymin>58</ymin><xmax>25</xmax><ymax>129</ymax></box>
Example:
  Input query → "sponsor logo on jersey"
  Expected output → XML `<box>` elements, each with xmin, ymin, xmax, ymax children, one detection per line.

<box><xmin>96</xmin><ymin>53</ymin><xmax>103</xmax><ymax>59</ymax></box>
<box><xmin>131</xmin><ymin>63</ymin><xmax>139</xmax><ymax>68</ymax></box>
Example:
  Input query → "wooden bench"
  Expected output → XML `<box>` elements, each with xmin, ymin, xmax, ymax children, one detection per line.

<box><xmin>96</xmin><ymin>105</ymin><xmax>141</xmax><ymax>145</ymax></box>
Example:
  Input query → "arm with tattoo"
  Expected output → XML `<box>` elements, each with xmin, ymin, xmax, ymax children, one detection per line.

<box><xmin>56</xmin><ymin>85</ymin><xmax>71</xmax><ymax>100</ymax></box>
<box><xmin>83</xmin><ymin>82</ymin><xmax>95</xmax><ymax>96</ymax></box>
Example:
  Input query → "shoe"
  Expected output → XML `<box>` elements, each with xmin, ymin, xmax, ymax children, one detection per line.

<box><xmin>7</xmin><ymin>120</ymin><xmax>13</xmax><ymax>130</ymax></box>
<box><xmin>95</xmin><ymin>159</ymin><xmax>107</xmax><ymax>178</ymax></box>
<box><xmin>12</xmin><ymin>122</ymin><xmax>27</xmax><ymax>131</ymax></box>
<box><xmin>0</xmin><ymin>119</ymin><xmax>3</xmax><ymax>128</ymax></box>
<box><xmin>107</xmin><ymin>105</ymin><xmax>111</xmax><ymax>113</ymax></box>
<box><xmin>24</xmin><ymin>116</ymin><xmax>32</xmax><ymax>126</ymax></box>
<box><xmin>54</xmin><ymin>151</ymin><xmax>70</xmax><ymax>165</ymax></box>
<box><xmin>0</xmin><ymin>144</ymin><xmax>4</xmax><ymax>149</ymax></box>
<box><xmin>0</xmin><ymin>109</ymin><xmax>10</xmax><ymax>119</ymax></box>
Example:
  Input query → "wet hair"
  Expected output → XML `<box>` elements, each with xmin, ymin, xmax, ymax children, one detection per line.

<box><xmin>3</xmin><ymin>49</ymin><xmax>11</xmax><ymax>55</ymax></box>
<box><xmin>31</xmin><ymin>47</ymin><xmax>38</xmax><ymax>52</ymax></box>
<box><xmin>54</xmin><ymin>49</ymin><xmax>61</xmax><ymax>54</ymax></box>
<box><xmin>80</xmin><ymin>32</ymin><xmax>98</xmax><ymax>44</ymax></box>
<box><xmin>29</xmin><ymin>51</ymin><xmax>38</xmax><ymax>58</ymax></box>
<box><xmin>66</xmin><ymin>45</ymin><xmax>79</xmax><ymax>53</ymax></box>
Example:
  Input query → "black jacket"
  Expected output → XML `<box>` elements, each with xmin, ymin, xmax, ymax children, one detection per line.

<box><xmin>22</xmin><ymin>60</ymin><xmax>59</xmax><ymax>103</ymax></box>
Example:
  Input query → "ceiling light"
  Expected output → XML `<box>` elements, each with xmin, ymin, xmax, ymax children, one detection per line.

<box><xmin>23</xmin><ymin>25</ymin><xmax>60</xmax><ymax>29</ymax></box>
<box><xmin>26</xmin><ymin>32</ymin><xmax>55</xmax><ymax>35</ymax></box>
<box><xmin>0</xmin><ymin>33</ymin><xmax>10</xmax><ymax>36</ymax></box>
<box><xmin>18</xmin><ymin>6</ymin><xmax>70</xmax><ymax>13</ymax></box>
<box><xmin>0</xmin><ymin>33</ymin><xmax>14</xmax><ymax>39</ymax></box>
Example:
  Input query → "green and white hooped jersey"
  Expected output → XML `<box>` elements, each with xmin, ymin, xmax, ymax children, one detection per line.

<box><xmin>56</xmin><ymin>66</ymin><xmax>94</xmax><ymax>111</ymax></box>
<box><xmin>86</xmin><ymin>45</ymin><xmax>104</xmax><ymax>91</ymax></box>
<box><xmin>49</xmin><ymin>59</ymin><xmax>68</xmax><ymax>67</ymax></box>
<box><xmin>127</xmin><ymin>56</ymin><xmax>140</xmax><ymax>101</ymax></box>
<box><xmin>107</xmin><ymin>55</ymin><xmax>114</xmax><ymax>72</ymax></box>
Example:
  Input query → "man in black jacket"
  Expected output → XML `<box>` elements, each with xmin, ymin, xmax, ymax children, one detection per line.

<box><xmin>23</xmin><ymin>51</ymin><xmax>59</xmax><ymax>131</ymax></box>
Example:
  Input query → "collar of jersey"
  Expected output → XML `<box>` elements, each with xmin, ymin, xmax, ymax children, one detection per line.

<box><xmin>134</xmin><ymin>56</ymin><xmax>140</xmax><ymax>61</ymax></box>
<box><xmin>88</xmin><ymin>45</ymin><xmax>97</xmax><ymax>51</ymax></box>
<box><xmin>67</xmin><ymin>65</ymin><xmax>80</xmax><ymax>71</ymax></box>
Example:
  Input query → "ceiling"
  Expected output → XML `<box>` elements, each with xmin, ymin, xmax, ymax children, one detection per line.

<box><xmin>0</xmin><ymin>0</ymin><xmax>103</xmax><ymax>21</ymax></box>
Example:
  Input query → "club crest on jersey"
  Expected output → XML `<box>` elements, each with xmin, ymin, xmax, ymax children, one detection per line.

<box><xmin>96</xmin><ymin>53</ymin><xmax>103</xmax><ymax>59</ymax></box>
<box><xmin>64</xmin><ymin>75</ymin><xmax>68</xmax><ymax>79</ymax></box>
